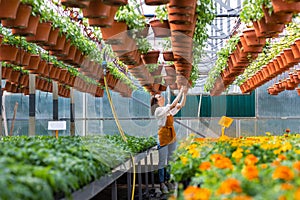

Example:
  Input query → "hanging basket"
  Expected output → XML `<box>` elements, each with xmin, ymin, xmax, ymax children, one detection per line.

<box><xmin>88</xmin><ymin>6</ymin><xmax>118</xmax><ymax>28</ymax></box>
<box><xmin>262</xmin><ymin>5</ymin><xmax>293</xmax><ymax>24</ymax></box>
<box><xmin>100</xmin><ymin>20</ymin><xmax>128</xmax><ymax>44</ymax></box>
<box><xmin>163</xmin><ymin>51</ymin><xmax>175</xmax><ymax>61</ymax></box>
<box><xmin>271</xmin><ymin>0</ymin><xmax>300</xmax><ymax>14</ymax></box>
<box><xmin>26</xmin><ymin>21</ymin><xmax>52</xmax><ymax>44</ymax></box>
<box><xmin>102</xmin><ymin>0</ymin><xmax>128</xmax><ymax>6</ymax></box>
<box><xmin>0</xmin><ymin>44</ymin><xmax>18</xmax><ymax>62</ymax></box>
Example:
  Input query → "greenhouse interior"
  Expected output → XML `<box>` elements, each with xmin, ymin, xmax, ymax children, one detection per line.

<box><xmin>1</xmin><ymin>0</ymin><xmax>300</xmax><ymax>199</ymax></box>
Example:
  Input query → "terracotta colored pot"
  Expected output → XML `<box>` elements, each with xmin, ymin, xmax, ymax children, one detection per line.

<box><xmin>163</xmin><ymin>51</ymin><xmax>175</xmax><ymax>61</ymax></box>
<box><xmin>100</xmin><ymin>20</ymin><xmax>128</xmax><ymax>44</ymax></box>
<box><xmin>242</xmin><ymin>28</ymin><xmax>266</xmax><ymax>47</ymax></box>
<box><xmin>0</xmin><ymin>44</ymin><xmax>18</xmax><ymax>62</ymax></box>
<box><xmin>61</xmin><ymin>0</ymin><xmax>90</xmax><ymax>8</ymax></box>
<box><xmin>262</xmin><ymin>5</ymin><xmax>293</xmax><ymax>24</ymax></box>
<box><xmin>24</xmin><ymin>55</ymin><xmax>40</xmax><ymax>71</ymax></box>
<box><xmin>145</xmin><ymin>0</ymin><xmax>169</xmax><ymax>5</ymax></box>
<box><xmin>82</xmin><ymin>0</ymin><xmax>110</xmax><ymax>18</ymax></box>
<box><xmin>43</xmin><ymin>28</ymin><xmax>59</xmax><ymax>47</ymax></box>
<box><xmin>168</xmin><ymin>0</ymin><xmax>197</xmax><ymax>9</ymax></box>
<box><xmin>26</xmin><ymin>21</ymin><xmax>52</xmax><ymax>44</ymax></box>
<box><xmin>149</xmin><ymin>19</ymin><xmax>171</xmax><ymax>38</ymax></box>
<box><xmin>291</xmin><ymin>43</ymin><xmax>300</xmax><ymax>59</ymax></box>
<box><xmin>0</xmin><ymin>0</ymin><xmax>20</xmax><ymax>20</ymax></box>
<box><xmin>271</xmin><ymin>0</ymin><xmax>300</xmax><ymax>14</ymax></box>
<box><xmin>88</xmin><ymin>6</ymin><xmax>118</xmax><ymax>28</ymax></box>
<box><xmin>12</xmin><ymin>15</ymin><xmax>40</xmax><ymax>37</ymax></box>
<box><xmin>102</xmin><ymin>0</ymin><xmax>128</xmax><ymax>6</ymax></box>
<box><xmin>141</xmin><ymin>50</ymin><xmax>160</xmax><ymax>64</ymax></box>
<box><xmin>1</xmin><ymin>4</ymin><xmax>32</xmax><ymax>29</ymax></box>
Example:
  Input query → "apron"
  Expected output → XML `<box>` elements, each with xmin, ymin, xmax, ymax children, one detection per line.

<box><xmin>158</xmin><ymin>115</ymin><xmax>176</xmax><ymax>147</ymax></box>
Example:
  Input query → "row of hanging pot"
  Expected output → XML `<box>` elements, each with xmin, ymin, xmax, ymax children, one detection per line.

<box><xmin>240</xmin><ymin>39</ymin><xmax>300</xmax><ymax>95</ymax></box>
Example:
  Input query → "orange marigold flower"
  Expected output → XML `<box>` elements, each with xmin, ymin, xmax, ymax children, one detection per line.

<box><xmin>281</xmin><ymin>183</ymin><xmax>294</xmax><ymax>190</ymax></box>
<box><xmin>217</xmin><ymin>178</ymin><xmax>242</xmax><ymax>195</ymax></box>
<box><xmin>278</xmin><ymin>196</ymin><xmax>287</xmax><ymax>200</ymax></box>
<box><xmin>183</xmin><ymin>186</ymin><xmax>211</xmax><ymax>200</ymax></box>
<box><xmin>242</xmin><ymin>165</ymin><xmax>259</xmax><ymax>180</ymax></box>
<box><xmin>272</xmin><ymin>166</ymin><xmax>294</xmax><ymax>181</ymax></box>
<box><xmin>278</xmin><ymin>154</ymin><xmax>287</xmax><ymax>161</ymax></box>
<box><xmin>214</xmin><ymin>157</ymin><xmax>233</xmax><ymax>170</ymax></box>
<box><xmin>271</xmin><ymin>160</ymin><xmax>281</xmax><ymax>167</ymax></box>
<box><xmin>199</xmin><ymin>162</ymin><xmax>211</xmax><ymax>171</ymax></box>
<box><xmin>210</xmin><ymin>154</ymin><xmax>224</xmax><ymax>163</ymax></box>
<box><xmin>293</xmin><ymin>161</ymin><xmax>300</xmax><ymax>171</ymax></box>
<box><xmin>244</xmin><ymin>154</ymin><xmax>258</xmax><ymax>166</ymax></box>
<box><xmin>260</xmin><ymin>164</ymin><xmax>268</xmax><ymax>169</ymax></box>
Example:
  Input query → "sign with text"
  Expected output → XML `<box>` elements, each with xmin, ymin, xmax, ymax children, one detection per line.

<box><xmin>48</xmin><ymin>121</ymin><xmax>66</xmax><ymax>131</ymax></box>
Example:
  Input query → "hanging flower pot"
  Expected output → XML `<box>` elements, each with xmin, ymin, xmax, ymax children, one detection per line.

<box><xmin>0</xmin><ymin>44</ymin><xmax>18</xmax><ymax>62</ymax></box>
<box><xmin>1</xmin><ymin>4</ymin><xmax>32</xmax><ymax>29</ymax></box>
<box><xmin>49</xmin><ymin>34</ymin><xmax>67</xmax><ymax>52</ymax></box>
<box><xmin>61</xmin><ymin>0</ymin><xmax>90</xmax><ymax>8</ymax></box>
<box><xmin>24</xmin><ymin>55</ymin><xmax>40</xmax><ymax>71</ymax></box>
<box><xmin>0</xmin><ymin>0</ymin><xmax>20</xmax><ymax>20</ymax></box>
<box><xmin>168</xmin><ymin>0</ymin><xmax>197</xmax><ymax>9</ymax></box>
<box><xmin>32</xmin><ymin>59</ymin><xmax>47</xmax><ymax>75</ymax></box>
<box><xmin>100</xmin><ymin>20</ymin><xmax>128</xmax><ymax>44</ymax></box>
<box><xmin>290</xmin><ymin>43</ymin><xmax>300</xmax><ymax>59</ymax></box>
<box><xmin>88</xmin><ymin>6</ymin><xmax>118</xmax><ymax>28</ymax></box>
<box><xmin>163</xmin><ymin>51</ymin><xmax>175</xmax><ymax>61</ymax></box>
<box><xmin>141</xmin><ymin>50</ymin><xmax>160</xmax><ymax>64</ymax></box>
<box><xmin>135</xmin><ymin>24</ymin><xmax>150</xmax><ymax>38</ymax></box>
<box><xmin>102</xmin><ymin>0</ymin><xmax>127</xmax><ymax>6</ymax></box>
<box><xmin>43</xmin><ymin>28</ymin><xmax>60</xmax><ymax>47</ymax></box>
<box><xmin>12</xmin><ymin>49</ymin><xmax>31</xmax><ymax>66</ymax></box>
<box><xmin>255</xmin><ymin>17</ymin><xmax>285</xmax><ymax>38</ymax></box>
<box><xmin>9</xmin><ymin>70</ymin><xmax>21</xmax><ymax>84</ymax></box>
<box><xmin>239</xmin><ymin>37</ymin><xmax>263</xmax><ymax>53</ymax></box>
<box><xmin>145</xmin><ymin>0</ymin><xmax>169</xmax><ymax>5</ymax></box>
<box><xmin>26</xmin><ymin>21</ymin><xmax>52</xmax><ymax>45</ymax></box>
<box><xmin>283</xmin><ymin>48</ymin><xmax>299</xmax><ymax>66</ymax></box>
<box><xmin>271</xmin><ymin>0</ymin><xmax>300</xmax><ymax>14</ymax></box>
<box><xmin>149</xmin><ymin>19</ymin><xmax>171</xmax><ymax>38</ymax></box>
<box><xmin>82</xmin><ymin>0</ymin><xmax>111</xmax><ymax>18</ymax></box>
<box><xmin>262</xmin><ymin>5</ymin><xmax>293</xmax><ymax>25</ymax></box>
<box><xmin>242</xmin><ymin>28</ymin><xmax>266</xmax><ymax>47</ymax></box>
<box><xmin>163</xmin><ymin>76</ymin><xmax>176</xmax><ymax>85</ymax></box>
<box><xmin>11</xmin><ymin>15</ymin><xmax>40</xmax><ymax>37</ymax></box>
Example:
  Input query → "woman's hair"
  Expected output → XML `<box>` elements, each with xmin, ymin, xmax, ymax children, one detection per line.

<box><xmin>150</xmin><ymin>96</ymin><xmax>159</xmax><ymax>116</ymax></box>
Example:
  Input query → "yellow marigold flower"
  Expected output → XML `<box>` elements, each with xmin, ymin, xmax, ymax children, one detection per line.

<box><xmin>293</xmin><ymin>161</ymin><xmax>300</xmax><ymax>171</ymax></box>
<box><xmin>217</xmin><ymin>178</ymin><xmax>242</xmax><ymax>195</ymax></box>
<box><xmin>214</xmin><ymin>157</ymin><xmax>233</xmax><ymax>170</ymax></box>
<box><xmin>245</xmin><ymin>149</ymin><xmax>250</xmax><ymax>153</ymax></box>
<box><xmin>183</xmin><ymin>186</ymin><xmax>211</xmax><ymax>200</ymax></box>
<box><xmin>278</xmin><ymin>154</ymin><xmax>287</xmax><ymax>161</ymax></box>
<box><xmin>232</xmin><ymin>150</ymin><xmax>243</xmax><ymax>162</ymax></box>
<box><xmin>281</xmin><ymin>142</ymin><xmax>292</xmax><ymax>152</ymax></box>
<box><xmin>242</xmin><ymin>165</ymin><xmax>259</xmax><ymax>180</ymax></box>
<box><xmin>189</xmin><ymin>148</ymin><xmax>200</xmax><ymax>158</ymax></box>
<box><xmin>244</xmin><ymin>154</ymin><xmax>258</xmax><ymax>166</ymax></box>
<box><xmin>272</xmin><ymin>166</ymin><xmax>294</xmax><ymax>181</ymax></box>
<box><xmin>294</xmin><ymin>187</ymin><xmax>300</xmax><ymax>200</ymax></box>
<box><xmin>294</xmin><ymin>149</ymin><xmax>300</xmax><ymax>154</ymax></box>
<box><xmin>180</xmin><ymin>156</ymin><xmax>188</xmax><ymax>165</ymax></box>
<box><xmin>199</xmin><ymin>162</ymin><xmax>211</xmax><ymax>171</ymax></box>
<box><xmin>281</xmin><ymin>183</ymin><xmax>294</xmax><ymax>190</ymax></box>
<box><xmin>273</xmin><ymin>149</ymin><xmax>281</xmax><ymax>155</ymax></box>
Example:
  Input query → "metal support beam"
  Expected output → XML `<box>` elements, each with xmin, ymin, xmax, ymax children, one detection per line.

<box><xmin>144</xmin><ymin>156</ymin><xmax>149</xmax><ymax>197</ymax></box>
<box><xmin>29</xmin><ymin>74</ymin><xmax>36</xmax><ymax>136</ymax></box>
<box><xmin>138</xmin><ymin>160</ymin><xmax>142</xmax><ymax>200</ymax></box>
<box><xmin>150</xmin><ymin>153</ymin><xmax>154</xmax><ymax>189</ymax></box>
<box><xmin>111</xmin><ymin>180</ymin><xmax>117</xmax><ymax>200</ymax></box>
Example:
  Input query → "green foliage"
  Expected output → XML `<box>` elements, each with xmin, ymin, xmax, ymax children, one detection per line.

<box><xmin>136</xmin><ymin>37</ymin><xmax>152</xmax><ymax>54</ymax></box>
<box><xmin>204</xmin><ymin>34</ymin><xmax>240</xmax><ymax>92</ymax></box>
<box><xmin>154</xmin><ymin>5</ymin><xmax>168</xmax><ymax>22</ymax></box>
<box><xmin>0</xmin><ymin>135</ymin><xmax>156</xmax><ymax>199</ymax></box>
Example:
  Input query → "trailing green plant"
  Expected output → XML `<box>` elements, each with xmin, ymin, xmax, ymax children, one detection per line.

<box><xmin>115</xmin><ymin>4</ymin><xmax>147</xmax><ymax>35</ymax></box>
<box><xmin>136</xmin><ymin>37</ymin><xmax>152</xmax><ymax>54</ymax></box>
<box><xmin>154</xmin><ymin>5</ymin><xmax>168</xmax><ymax>22</ymax></box>
<box><xmin>204</xmin><ymin>34</ymin><xmax>240</xmax><ymax>92</ymax></box>
<box><xmin>239</xmin><ymin>0</ymin><xmax>273</xmax><ymax>24</ymax></box>
<box><xmin>235</xmin><ymin>20</ymin><xmax>300</xmax><ymax>86</ymax></box>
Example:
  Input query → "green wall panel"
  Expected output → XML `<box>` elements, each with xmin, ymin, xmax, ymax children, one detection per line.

<box><xmin>174</xmin><ymin>92</ymin><xmax>255</xmax><ymax>117</ymax></box>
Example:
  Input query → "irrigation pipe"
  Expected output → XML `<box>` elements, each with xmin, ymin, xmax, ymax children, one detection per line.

<box><xmin>103</xmin><ymin>75</ymin><xmax>136</xmax><ymax>200</ymax></box>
